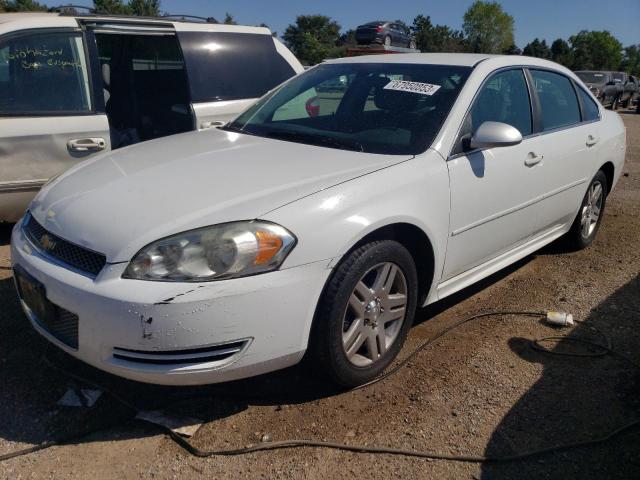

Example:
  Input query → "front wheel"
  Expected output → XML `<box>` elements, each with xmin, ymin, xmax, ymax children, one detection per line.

<box><xmin>384</xmin><ymin>35</ymin><xmax>392</xmax><ymax>47</ymax></box>
<box><xmin>310</xmin><ymin>240</ymin><xmax>418</xmax><ymax>387</ymax></box>
<box><xmin>611</xmin><ymin>95</ymin><xmax>619</xmax><ymax>110</ymax></box>
<box><xmin>565</xmin><ymin>170</ymin><xmax>608</xmax><ymax>249</ymax></box>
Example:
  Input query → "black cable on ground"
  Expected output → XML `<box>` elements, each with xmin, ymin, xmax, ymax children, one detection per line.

<box><xmin>2</xmin><ymin>311</ymin><xmax>639</xmax><ymax>464</ymax></box>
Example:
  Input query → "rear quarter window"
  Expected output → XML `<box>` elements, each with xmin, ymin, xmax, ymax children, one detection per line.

<box><xmin>576</xmin><ymin>86</ymin><xmax>600</xmax><ymax>122</ymax></box>
<box><xmin>178</xmin><ymin>32</ymin><xmax>296</xmax><ymax>103</ymax></box>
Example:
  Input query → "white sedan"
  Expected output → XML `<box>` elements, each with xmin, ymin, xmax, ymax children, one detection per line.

<box><xmin>11</xmin><ymin>53</ymin><xmax>625</xmax><ymax>387</ymax></box>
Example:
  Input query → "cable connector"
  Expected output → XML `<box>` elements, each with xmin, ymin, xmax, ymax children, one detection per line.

<box><xmin>545</xmin><ymin>311</ymin><xmax>574</xmax><ymax>327</ymax></box>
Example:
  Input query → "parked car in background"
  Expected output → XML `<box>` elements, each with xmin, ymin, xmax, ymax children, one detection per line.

<box><xmin>12</xmin><ymin>54</ymin><xmax>625</xmax><ymax>387</ymax></box>
<box><xmin>355</xmin><ymin>21</ymin><xmax>416</xmax><ymax>49</ymax></box>
<box><xmin>0</xmin><ymin>12</ymin><xmax>303</xmax><ymax>222</ymax></box>
<box><xmin>611</xmin><ymin>71</ymin><xmax>639</xmax><ymax>108</ymax></box>
<box><xmin>575</xmin><ymin>71</ymin><xmax>620</xmax><ymax>109</ymax></box>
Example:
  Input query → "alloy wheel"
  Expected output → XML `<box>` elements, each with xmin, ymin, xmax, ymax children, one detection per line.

<box><xmin>581</xmin><ymin>180</ymin><xmax>603</xmax><ymax>238</ymax></box>
<box><xmin>341</xmin><ymin>262</ymin><xmax>408</xmax><ymax>367</ymax></box>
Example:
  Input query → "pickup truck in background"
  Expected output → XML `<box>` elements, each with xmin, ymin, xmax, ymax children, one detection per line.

<box><xmin>575</xmin><ymin>70</ymin><xmax>623</xmax><ymax>109</ymax></box>
<box><xmin>611</xmin><ymin>71</ymin><xmax>639</xmax><ymax>108</ymax></box>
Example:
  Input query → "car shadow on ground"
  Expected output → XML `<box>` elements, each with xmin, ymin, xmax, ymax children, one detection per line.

<box><xmin>481</xmin><ymin>275</ymin><xmax>640</xmax><ymax>479</ymax></box>
<box><xmin>0</xmin><ymin>251</ymin><xmax>533</xmax><ymax>450</ymax></box>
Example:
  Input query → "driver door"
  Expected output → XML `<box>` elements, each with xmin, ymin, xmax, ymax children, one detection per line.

<box><xmin>442</xmin><ymin>68</ymin><xmax>543</xmax><ymax>280</ymax></box>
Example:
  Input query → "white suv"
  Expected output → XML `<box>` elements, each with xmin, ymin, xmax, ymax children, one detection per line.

<box><xmin>0</xmin><ymin>12</ymin><xmax>303</xmax><ymax>222</ymax></box>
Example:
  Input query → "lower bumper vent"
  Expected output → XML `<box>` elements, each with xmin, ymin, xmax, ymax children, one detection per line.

<box><xmin>112</xmin><ymin>340</ymin><xmax>247</xmax><ymax>365</ymax></box>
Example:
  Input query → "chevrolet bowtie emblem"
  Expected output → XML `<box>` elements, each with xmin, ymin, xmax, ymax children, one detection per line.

<box><xmin>40</xmin><ymin>234</ymin><xmax>56</xmax><ymax>251</ymax></box>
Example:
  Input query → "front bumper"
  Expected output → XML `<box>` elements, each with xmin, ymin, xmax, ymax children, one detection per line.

<box><xmin>11</xmin><ymin>221</ymin><xmax>332</xmax><ymax>385</ymax></box>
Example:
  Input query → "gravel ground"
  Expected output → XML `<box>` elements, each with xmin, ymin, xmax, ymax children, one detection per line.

<box><xmin>1</xmin><ymin>111</ymin><xmax>639</xmax><ymax>480</ymax></box>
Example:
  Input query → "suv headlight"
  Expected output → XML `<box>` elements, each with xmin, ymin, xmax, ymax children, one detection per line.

<box><xmin>123</xmin><ymin>221</ymin><xmax>296</xmax><ymax>282</ymax></box>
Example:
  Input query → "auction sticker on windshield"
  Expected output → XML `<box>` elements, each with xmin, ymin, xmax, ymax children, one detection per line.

<box><xmin>384</xmin><ymin>80</ymin><xmax>441</xmax><ymax>96</ymax></box>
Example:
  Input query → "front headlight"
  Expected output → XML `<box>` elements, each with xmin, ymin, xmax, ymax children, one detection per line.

<box><xmin>123</xmin><ymin>221</ymin><xmax>296</xmax><ymax>282</ymax></box>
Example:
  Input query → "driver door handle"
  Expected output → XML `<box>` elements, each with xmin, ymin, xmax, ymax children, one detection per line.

<box><xmin>524</xmin><ymin>152</ymin><xmax>543</xmax><ymax>167</ymax></box>
<box><xmin>67</xmin><ymin>138</ymin><xmax>106</xmax><ymax>152</ymax></box>
<box><xmin>586</xmin><ymin>134</ymin><xmax>599</xmax><ymax>147</ymax></box>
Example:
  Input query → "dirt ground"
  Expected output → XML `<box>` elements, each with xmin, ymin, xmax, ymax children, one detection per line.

<box><xmin>1</xmin><ymin>111</ymin><xmax>639</xmax><ymax>480</ymax></box>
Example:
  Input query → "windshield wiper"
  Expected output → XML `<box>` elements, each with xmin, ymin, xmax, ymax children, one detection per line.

<box><xmin>263</xmin><ymin>130</ymin><xmax>364</xmax><ymax>152</ymax></box>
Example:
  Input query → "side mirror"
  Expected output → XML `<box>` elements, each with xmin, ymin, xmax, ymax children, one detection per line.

<box><xmin>470</xmin><ymin>121</ymin><xmax>523</xmax><ymax>150</ymax></box>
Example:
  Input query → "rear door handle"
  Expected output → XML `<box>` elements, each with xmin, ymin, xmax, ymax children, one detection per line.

<box><xmin>200</xmin><ymin>121</ymin><xmax>226</xmax><ymax>129</ymax></box>
<box><xmin>586</xmin><ymin>134</ymin><xmax>599</xmax><ymax>147</ymax></box>
<box><xmin>524</xmin><ymin>152</ymin><xmax>543</xmax><ymax>167</ymax></box>
<box><xmin>67</xmin><ymin>138</ymin><xmax>106</xmax><ymax>152</ymax></box>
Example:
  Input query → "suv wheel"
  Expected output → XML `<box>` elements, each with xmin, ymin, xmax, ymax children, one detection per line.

<box><xmin>310</xmin><ymin>240</ymin><xmax>418</xmax><ymax>387</ymax></box>
<box><xmin>384</xmin><ymin>35</ymin><xmax>392</xmax><ymax>47</ymax></box>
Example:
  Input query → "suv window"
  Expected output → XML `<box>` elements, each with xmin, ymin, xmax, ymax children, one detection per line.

<box><xmin>469</xmin><ymin>68</ymin><xmax>532</xmax><ymax>136</ymax></box>
<box><xmin>530</xmin><ymin>69</ymin><xmax>581</xmax><ymax>131</ymax></box>
<box><xmin>576</xmin><ymin>86</ymin><xmax>600</xmax><ymax>122</ymax></box>
<box><xmin>178</xmin><ymin>32</ymin><xmax>296</xmax><ymax>103</ymax></box>
<box><xmin>0</xmin><ymin>32</ymin><xmax>92</xmax><ymax>114</ymax></box>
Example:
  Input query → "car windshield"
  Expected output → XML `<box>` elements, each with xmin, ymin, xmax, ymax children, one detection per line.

<box><xmin>225</xmin><ymin>63</ymin><xmax>471</xmax><ymax>155</ymax></box>
<box><xmin>577</xmin><ymin>71</ymin><xmax>606</xmax><ymax>83</ymax></box>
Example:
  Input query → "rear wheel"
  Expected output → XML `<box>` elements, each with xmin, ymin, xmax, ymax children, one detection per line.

<box><xmin>565</xmin><ymin>170</ymin><xmax>608</xmax><ymax>250</ymax></box>
<box><xmin>384</xmin><ymin>35</ymin><xmax>392</xmax><ymax>47</ymax></box>
<box><xmin>310</xmin><ymin>240</ymin><xmax>418</xmax><ymax>387</ymax></box>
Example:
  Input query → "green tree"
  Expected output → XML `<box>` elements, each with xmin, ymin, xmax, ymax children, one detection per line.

<box><xmin>411</xmin><ymin>14</ymin><xmax>467</xmax><ymax>53</ymax></box>
<box><xmin>94</xmin><ymin>0</ymin><xmax>130</xmax><ymax>14</ymax></box>
<box><xmin>462</xmin><ymin>1</ymin><xmax>514</xmax><ymax>54</ymax></box>
<box><xmin>570</xmin><ymin>30</ymin><xmax>622</xmax><ymax>70</ymax></box>
<box><xmin>223</xmin><ymin>12</ymin><xmax>237</xmax><ymax>25</ymax></box>
<box><xmin>283</xmin><ymin>15</ymin><xmax>341</xmax><ymax>65</ymax></box>
<box><xmin>523</xmin><ymin>38</ymin><xmax>550</xmax><ymax>59</ymax></box>
<box><xmin>503</xmin><ymin>44</ymin><xmax>521</xmax><ymax>55</ymax></box>
<box><xmin>621</xmin><ymin>44</ymin><xmax>640</xmax><ymax>76</ymax></box>
<box><xmin>1</xmin><ymin>0</ymin><xmax>47</xmax><ymax>11</ymax></box>
<box><xmin>336</xmin><ymin>28</ymin><xmax>357</xmax><ymax>48</ymax></box>
<box><xmin>93</xmin><ymin>0</ymin><xmax>160</xmax><ymax>16</ymax></box>
<box><xmin>128</xmin><ymin>0</ymin><xmax>160</xmax><ymax>16</ymax></box>
<box><xmin>550</xmin><ymin>38</ymin><xmax>573</xmax><ymax>67</ymax></box>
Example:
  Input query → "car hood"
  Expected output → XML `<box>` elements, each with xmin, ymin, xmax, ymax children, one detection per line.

<box><xmin>30</xmin><ymin>128</ymin><xmax>409</xmax><ymax>263</ymax></box>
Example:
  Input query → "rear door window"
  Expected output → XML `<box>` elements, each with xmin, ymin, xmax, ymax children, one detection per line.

<box><xmin>0</xmin><ymin>31</ymin><xmax>92</xmax><ymax>114</ymax></box>
<box><xmin>530</xmin><ymin>69</ymin><xmax>581</xmax><ymax>131</ymax></box>
<box><xmin>178</xmin><ymin>32</ymin><xmax>296</xmax><ymax>103</ymax></box>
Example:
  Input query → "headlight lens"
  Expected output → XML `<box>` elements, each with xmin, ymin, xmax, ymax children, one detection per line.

<box><xmin>123</xmin><ymin>221</ymin><xmax>296</xmax><ymax>282</ymax></box>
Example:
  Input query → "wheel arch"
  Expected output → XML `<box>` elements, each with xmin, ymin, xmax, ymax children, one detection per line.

<box><xmin>599</xmin><ymin>161</ymin><xmax>615</xmax><ymax>196</ymax></box>
<box><xmin>328</xmin><ymin>222</ymin><xmax>436</xmax><ymax>307</ymax></box>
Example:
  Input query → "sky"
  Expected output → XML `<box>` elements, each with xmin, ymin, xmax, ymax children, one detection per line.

<box><xmin>43</xmin><ymin>0</ymin><xmax>639</xmax><ymax>48</ymax></box>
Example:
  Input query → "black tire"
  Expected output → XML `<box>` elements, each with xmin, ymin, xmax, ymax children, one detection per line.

<box><xmin>611</xmin><ymin>95</ymin><xmax>619</xmax><ymax>110</ymax></box>
<box><xmin>309</xmin><ymin>240</ymin><xmax>418</xmax><ymax>387</ymax></box>
<box><xmin>565</xmin><ymin>170</ymin><xmax>608</xmax><ymax>250</ymax></box>
<box><xmin>384</xmin><ymin>35</ymin><xmax>391</xmax><ymax>47</ymax></box>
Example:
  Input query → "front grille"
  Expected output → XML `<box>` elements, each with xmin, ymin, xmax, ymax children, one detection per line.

<box><xmin>36</xmin><ymin>306</ymin><xmax>79</xmax><ymax>350</ymax></box>
<box><xmin>23</xmin><ymin>212</ymin><xmax>107</xmax><ymax>277</ymax></box>
<box><xmin>112</xmin><ymin>340</ymin><xmax>247</xmax><ymax>365</ymax></box>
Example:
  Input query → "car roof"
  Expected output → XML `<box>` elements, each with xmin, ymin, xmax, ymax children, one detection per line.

<box><xmin>326</xmin><ymin>53</ymin><xmax>575</xmax><ymax>72</ymax></box>
<box><xmin>0</xmin><ymin>12</ymin><xmax>271</xmax><ymax>34</ymax></box>
<box><xmin>326</xmin><ymin>53</ymin><xmax>496</xmax><ymax>67</ymax></box>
